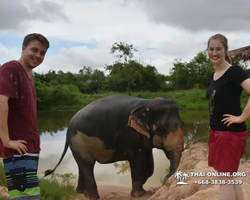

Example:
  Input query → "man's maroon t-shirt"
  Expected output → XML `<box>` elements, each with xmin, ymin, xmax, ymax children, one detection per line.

<box><xmin>0</xmin><ymin>60</ymin><xmax>40</xmax><ymax>158</ymax></box>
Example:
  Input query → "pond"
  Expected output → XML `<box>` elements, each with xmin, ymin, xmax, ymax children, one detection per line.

<box><xmin>37</xmin><ymin>109</ymin><xmax>210</xmax><ymax>187</ymax></box>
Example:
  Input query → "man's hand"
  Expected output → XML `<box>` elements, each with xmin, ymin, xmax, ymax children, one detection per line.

<box><xmin>3</xmin><ymin>139</ymin><xmax>28</xmax><ymax>155</ymax></box>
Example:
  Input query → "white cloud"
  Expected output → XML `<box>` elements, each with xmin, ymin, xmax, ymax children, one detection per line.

<box><xmin>0</xmin><ymin>0</ymin><xmax>249</xmax><ymax>75</ymax></box>
<box><xmin>0</xmin><ymin>0</ymin><xmax>66</xmax><ymax>32</ymax></box>
<box><xmin>35</xmin><ymin>42</ymin><xmax>114</xmax><ymax>74</ymax></box>
<box><xmin>136</xmin><ymin>0</ymin><xmax>250</xmax><ymax>32</ymax></box>
<box><xmin>0</xmin><ymin>44</ymin><xmax>19</xmax><ymax>63</ymax></box>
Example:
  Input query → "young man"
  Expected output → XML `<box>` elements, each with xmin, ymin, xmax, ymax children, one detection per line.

<box><xmin>0</xmin><ymin>33</ymin><xmax>50</xmax><ymax>200</ymax></box>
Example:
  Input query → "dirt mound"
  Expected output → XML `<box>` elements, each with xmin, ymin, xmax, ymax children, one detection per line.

<box><xmin>149</xmin><ymin>142</ymin><xmax>250</xmax><ymax>200</ymax></box>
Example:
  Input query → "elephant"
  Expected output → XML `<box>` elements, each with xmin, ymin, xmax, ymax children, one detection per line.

<box><xmin>44</xmin><ymin>94</ymin><xmax>184</xmax><ymax>199</ymax></box>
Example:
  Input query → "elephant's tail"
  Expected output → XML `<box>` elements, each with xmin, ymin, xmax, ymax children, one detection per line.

<box><xmin>44</xmin><ymin>139</ymin><xmax>69</xmax><ymax>177</ymax></box>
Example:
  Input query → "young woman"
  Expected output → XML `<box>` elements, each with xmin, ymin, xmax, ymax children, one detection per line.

<box><xmin>206</xmin><ymin>33</ymin><xmax>250</xmax><ymax>200</ymax></box>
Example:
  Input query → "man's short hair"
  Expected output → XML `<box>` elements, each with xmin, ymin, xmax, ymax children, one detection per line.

<box><xmin>23</xmin><ymin>33</ymin><xmax>50</xmax><ymax>49</ymax></box>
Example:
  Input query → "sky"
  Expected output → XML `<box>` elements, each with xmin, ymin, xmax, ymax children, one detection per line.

<box><xmin>0</xmin><ymin>0</ymin><xmax>249</xmax><ymax>76</ymax></box>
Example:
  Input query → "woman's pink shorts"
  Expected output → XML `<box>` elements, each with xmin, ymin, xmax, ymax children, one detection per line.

<box><xmin>208</xmin><ymin>129</ymin><xmax>248</xmax><ymax>173</ymax></box>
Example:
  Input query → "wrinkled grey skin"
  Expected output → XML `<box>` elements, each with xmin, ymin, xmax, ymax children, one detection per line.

<box><xmin>45</xmin><ymin>94</ymin><xmax>184</xmax><ymax>199</ymax></box>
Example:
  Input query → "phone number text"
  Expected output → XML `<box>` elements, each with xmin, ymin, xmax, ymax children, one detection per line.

<box><xmin>194</xmin><ymin>180</ymin><xmax>243</xmax><ymax>185</ymax></box>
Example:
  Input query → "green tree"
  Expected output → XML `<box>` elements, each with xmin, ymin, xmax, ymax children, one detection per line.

<box><xmin>137</xmin><ymin>64</ymin><xmax>168</xmax><ymax>91</ymax></box>
<box><xmin>169</xmin><ymin>52</ymin><xmax>214</xmax><ymax>89</ymax></box>
<box><xmin>76</xmin><ymin>66</ymin><xmax>106</xmax><ymax>93</ymax></box>
<box><xmin>110</xmin><ymin>42</ymin><xmax>138</xmax><ymax>94</ymax></box>
<box><xmin>110</xmin><ymin>42</ymin><xmax>136</xmax><ymax>63</ymax></box>
<box><xmin>89</xmin><ymin>69</ymin><xmax>106</xmax><ymax>93</ymax></box>
<box><xmin>169</xmin><ymin>59</ymin><xmax>189</xmax><ymax>89</ymax></box>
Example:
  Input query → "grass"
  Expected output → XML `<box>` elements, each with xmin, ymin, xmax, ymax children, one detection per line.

<box><xmin>45</xmin><ymin>89</ymin><xmax>249</xmax><ymax>111</ymax></box>
<box><xmin>0</xmin><ymin>161</ymin><xmax>7</xmax><ymax>199</ymax></box>
<box><xmin>39</xmin><ymin>173</ymin><xmax>77</xmax><ymax>200</ymax></box>
<box><xmin>0</xmin><ymin>162</ymin><xmax>6</xmax><ymax>188</ymax></box>
<box><xmin>43</xmin><ymin>89</ymin><xmax>214</xmax><ymax>110</ymax></box>
<box><xmin>0</xmin><ymin>161</ymin><xmax>77</xmax><ymax>200</ymax></box>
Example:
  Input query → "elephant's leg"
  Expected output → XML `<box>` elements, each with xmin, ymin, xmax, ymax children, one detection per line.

<box><xmin>143</xmin><ymin>151</ymin><xmax>154</xmax><ymax>183</ymax></box>
<box><xmin>71</xmin><ymin>150</ymin><xmax>99</xmax><ymax>199</ymax></box>
<box><xmin>76</xmin><ymin>166</ymin><xmax>85</xmax><ymax>193</ymax></box>
<box><xmin>129</xmin><ymin>152</ymin><xmax>147</xmax><ymax>197</ymax></box>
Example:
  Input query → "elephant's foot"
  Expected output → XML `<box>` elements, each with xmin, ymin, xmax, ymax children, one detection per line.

<box><xmin>81</xmin><ymin>190</ymin><xmax>100</xmax><ymax>200</ymax></box>
<box><xmin>76</xmin><ymin>186</ymin><xmax>100</xmax><ymax>200</ymax></box>
<box><xmin>130</xmin><ymin>188</ymin><xmax>146</xmax><ymax>198</ymax></box>
<box><xmin>162</xmin><ymin>174</ymin><xmax>171</xmax><ymax>185</ymax></box>
<box><xmin>83</xmin><ymin>194</ymin><xmax>100</xmax><ymax>200</ymax></box>
<box><xmin>76</xmin><ymin>185</ymin><xmax>85</xmax><ymax>193</ymax></box>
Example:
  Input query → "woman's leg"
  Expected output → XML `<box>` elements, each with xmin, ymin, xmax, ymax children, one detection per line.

<box><xmin>219</xmin><ymin>184</ymin><xmax>235</xmax><ymax>200</ymax></box>
<box><xmin>219</xmin><ymin>177</ymin><xmax>244</xmax><ymax>200</ymax></box>
<box><xmin>234</xmin><ymin>184</ymin><xmax>244</xmax><ymax>200</ymax></box>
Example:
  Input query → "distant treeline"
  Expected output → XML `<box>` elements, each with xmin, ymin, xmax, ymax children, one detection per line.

<box><xmin>32</xmin><ymin>46</ymin><xmax>248</xmax><ymax>110</ymax></box>
<box><xmin>1</xmin><ymin>42</ymin><xmax>248</xmax><ymax>110</ymax></box>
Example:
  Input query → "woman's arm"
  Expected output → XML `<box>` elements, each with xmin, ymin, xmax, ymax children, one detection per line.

<box><xmin>222</xmin><ymin>78</ymin><xmax>250</xmax><ymax>127</ymax></box>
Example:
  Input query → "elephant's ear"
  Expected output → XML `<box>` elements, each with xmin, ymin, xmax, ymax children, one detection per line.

<box><xmin>127</xmin><ymin>106</ymin><xmax>150</xmax><ymax>138</ymax></box>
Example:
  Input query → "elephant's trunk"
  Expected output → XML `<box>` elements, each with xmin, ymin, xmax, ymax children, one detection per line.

<box><xmin>162</xmin><ymin>126</ymin><xmax>184</xmax><ymax>183</ymax></box>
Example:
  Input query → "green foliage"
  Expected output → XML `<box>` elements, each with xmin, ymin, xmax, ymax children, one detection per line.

<box><xmin>0</xmin><ymin>195</ymin><xmax>8</xmax><ymax>200</ymax></box>
<box><xmin>35</xmin><ymin>79</ymin><xmax>54</xmax><ymax>110</ymax></box>
<box><xmin>243</xmin><ymin>117</ymin><xmax>250</xmax><ymax>159</ymax></box>
<box><xmin>110</xmin><ymin>42</ymin><xmax>137</xmax><ymax>63</ymax></box>
<box><xmin>160</xmin><ymin>167</ymin><xmax>171</xmax><ymax>186</ymax></box>
<box><xmin>0</xmin><ymin>162</ymin><xmax>6</xmax><ymax>187</ymax></box>
<box><xmin>132</xmin><ymin>90</ymin><xmax>209</xmax><ymax>110</ymax></box>
<box><xmin>34</xmin><ymin>87</ymin><xmax>250</xmax><ymax>111</ymax></box>
<box><xmin>135</xmin><ymin>65</ymin><xmax>168</xmax><ymax>91</ymax></box>
<box><xmin>34</xmin><ymin>68</ymin><xmax>169</xmax><ymax>110</ymax></box>
<box><xmin>109</xmin><ymin>42</ymin><xmax>139</xmax><ymax>94</ymax></box>
<box><xmin>170</xmin><ymin>51</ymin><xmax>214</xmax><ymax>89</ymax></box>
<box><xmin>39</xmin><ymin>173</ymin><xmax>77</xmax><ymax>200</ymax></box>
<box><xmin>114</xmin><ymin>161</ymin><xmax>130</xmax><ymax>174</ymax></box>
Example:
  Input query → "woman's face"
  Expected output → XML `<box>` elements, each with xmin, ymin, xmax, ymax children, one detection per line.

<box><xmin>208</xmin><ymin>39</ymin><xmax>226</xmax><ymax>66</ymax></box>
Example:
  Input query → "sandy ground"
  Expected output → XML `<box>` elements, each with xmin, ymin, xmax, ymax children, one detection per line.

<box><xmin>0</xmin><ymin>184</ymin><xmax>160</xmax><ymax>200</ymax></box>
<box><xmin>1</xmin><ymin>142</ymin><xmax>250</xmax><ymax>200</ymax></box>
<box><xmin>72</xmin><ymin>185</ymin><xmax>161</xmax><ymax>200</ymax></box>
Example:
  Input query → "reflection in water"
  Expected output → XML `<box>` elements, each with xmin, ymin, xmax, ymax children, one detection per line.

<box><xmin>38</xmin><ymin>110</ymin><xmax>210</xmax><ymax>187</ymax></box>
<box><xmin>37</xmin><ymin>110</ymin><xmax>77</xmax><ymax>134</ymax></box>
<box><xmin>180</xmin><ymin>110</ymin><xmax>210</xmax><ymax>142</ymax></box>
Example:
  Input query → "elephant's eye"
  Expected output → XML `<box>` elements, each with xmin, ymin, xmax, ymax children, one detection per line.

<box><xmin>157</xmin><ymin>126</ymin><xmax>166</xmax><ymax>134</ymax></box>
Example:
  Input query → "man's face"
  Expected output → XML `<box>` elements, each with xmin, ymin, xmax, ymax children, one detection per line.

<box><xmin>21</xmin><ymin>40</ymin><xmax>48</xmax><ymax>70</ymax></box>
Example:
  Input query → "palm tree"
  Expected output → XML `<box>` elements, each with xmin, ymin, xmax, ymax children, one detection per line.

<box><xmin>174</xmin><ymin>170</ymin><xmax>183</xmax><ymax>181</ymax></box>
<box><xmin>182</xmin><ymin>172</ymin><xmax>190</xmax><ymax>182</ymax></box>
